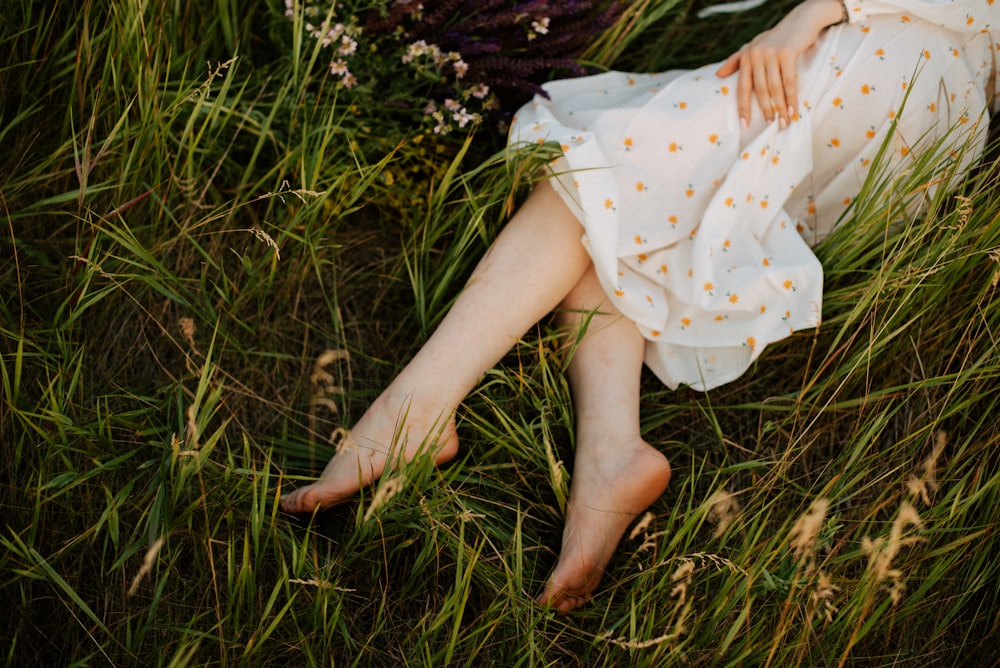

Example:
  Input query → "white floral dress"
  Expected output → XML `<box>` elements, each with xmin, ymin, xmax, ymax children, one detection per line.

<box><xmin>509</xmin><ymin>0</ymin><xmax>998</xmax><ymax>390</ymax></box>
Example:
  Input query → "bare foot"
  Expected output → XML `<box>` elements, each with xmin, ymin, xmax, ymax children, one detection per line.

<box><xmin>280</xmin><ymin>392</ymin><xmax>460</xmax><ymax>513</ymax></box>
<box><xmin>537</xmin><ymin>438</ymin><xmax>671</xmax><ymax>611</ymax></box>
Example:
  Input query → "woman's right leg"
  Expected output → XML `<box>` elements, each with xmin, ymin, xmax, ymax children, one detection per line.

<box><xmin>537</xmin><ymin>266</ymin><xmax>672</xmax><ymax>611</ymax></box>
<box><xmin>281</xmin><ymin>181</ymin><xmax>594</xmax><ymax>512</ymax></box>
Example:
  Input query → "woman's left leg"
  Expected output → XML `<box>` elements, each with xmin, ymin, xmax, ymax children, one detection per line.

<box><xmin>537</xmin><ymin>266</ymin><xmax>672</xmax><ymax>612</ymax></box>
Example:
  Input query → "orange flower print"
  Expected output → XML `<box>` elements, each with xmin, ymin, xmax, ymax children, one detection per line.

<box><xmin>634</xmin><ymin>234</ymin><xmax>644</xmax><ymax>245</ymax></box>
<box><xmin>676</xmin><ymin>101</ymin><xmax>688</xmax><ymax>110</ymax></box>
<box><xmin>680</xmin><ymin>317</ymin><xmax>692</xmax><ymax>328</ymax></box>
<box><xmin>719</xmin><ymin>86</ymin><xmax>730</xmax><ymax>95</ymax></box>
<box><xmin>866</xmin><ymin>127</ymin><xmax>876</xmax><ymax>139</ymax></box>
<box><xmin>715</xmin><ymin>315</ymin><xmax>725</xmax><ymax>322</ymax></box>
<box><xmin>742</xmin><ymin>151</ymin><xmax>750</xmax><ymax>160</ymax></box>
<box><xmin>646</xmin><ymin>295</ymin><xmax>654</xmax><ymax>303</ymax></box>
<box><xmin>928</xmin><ymin>102</ymin><xmax>937</xmax><ymax>113</ymax></box>
<box><xmin>723</xmin><ymin>239</ymin><xmax>731</xmax><ymax>250</ymax></box>
<box><xmin>772</xmin><ymin>155</ymin><xmax>780</xmax><ymax>165</ymax></box>
<box><xmin>561</xmin><ymin>144</ymin><xmax>570</xmax><ymax>152</ymax></box>
<box><xmin>923</xmin><ymin>49</ymin><xmax>931</xmax><ymax>59</ymax></box>
<box><xmin>860</xmin><ymin>84</ymin><xmax>872</xmax><ymax>95</ymax></box>
<box><xmin>760</xmin><ymin>198</ymin><xmax>769</xmax><ymax>209</ymax></box>
<box><xmin>628</xmin><ymin>76</ymin><xmax>637</xmax><ymax>86</ymax></box>
<box><xmin>762</xmin><ymin>257</ymin><xmax>771</xmax><ymax>267</ymax></box>
<box><xmin>669</xmin><ymin>142</ymin><xmax>680</xmax><ymax>152</ymax></box>
<box><xmin>746</xmin><ymin>336</ymin><xmax>756</xmax><ymax>349</ymax></box>
<box><xmin>638</xmin><ymin>253</ymin><xmax>648</xmax><ymax>262</ymax></box>
<box><xmin>760</xmin><ymin>305</ymin><xmax>767</xmax><ymax>313</ymax></box>
<box><xmin>685</xmin><ymin>186</ymin><xmax>695</xmax><ymax>198</ymax></box>
<box><xmin>703</xmin><ymin>282</ymin><xmax>714</xmax><ymax>292</ymax></box>
<box><xmin>728</xmin><ymin>293</ymin><xmax>739</xmax><ymax>304</ymax></box>
<box><xmin>623</xmin><ymin>137</ymin><xmax>634</xmax><ymax>148</ymax></box>
<box><xmin>709</xmin><ymin>133</ymin><xmax>720</xmax><ymax>145</ymax></box>
<box><xmin>901</xmin><ymin>14</ymin><xmax>911</xmax><ymax>22</ymax></box>
<box><xmin>783</xmin><ymin>279</ymin><xmax>794</xmax><ymax>290</ymax></box>
<box><xmin>832</xmin><ymin>97</ymin><xmax>844</xmax><ymax>109</ymax></box>
<box><xmin>900</xmin><ymin>146</ymin><xmax>910</xmax><ymax>157</ymax></box>
<box><xmin>725</xmin><ymin>196</ymin><xmax>734</xmax><ymax>208</ymax></box>
<box><xmin>966</xmin><ymin>15</ymin><xmax>975</xmax><ymax>25</ymax></box>
<box><xmin>668</xmin><ymin>215</ymin><xmax>678</xmax><ymax>226</ymax></box>
<box><xmin>875</xmin><ymin>48</ymin><xmax>885</xmax><ymax>59</ymax></box>
<box><xmin>651</xmin><ymin>330</ymin><xmax>661</xmax><ymax>337</ymax></box>
<box><xmin>658</xmin><ymin>264</ymin><xmax>668</xmax><ymax>274</ymax></box>
<box><xmin>828</xmin><ymin>137</ymin><xmax>841</xmax><ymax>148</ymax></box>
<box><xmin>604</xmin><ymin>198</ymin><xmax>615</xmax><ymax>209</ymax></box>
<box><xmin>843</xmin><ymin>196</ymin><xmax>852</xmax><ymax>206</ymax></box>
<box><xmin>614</xmin><ymin>289</ymin><xmax>625</xmax><ymax>297</ymax></box>
<box><xmin>636</xmin><ymin>181</ymin><xmax>646</xmax><ymax>192</ymax></box>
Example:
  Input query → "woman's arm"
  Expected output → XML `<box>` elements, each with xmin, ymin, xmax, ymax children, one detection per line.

<box><xmin>715</xmin><ymin>0</ymin><xmax>846</xmax><ymax>129</ymax></box>
<box><xmin>843</xmin><ymin>0</ymin><xmax>999</xmax><ymax>33</ymax></box>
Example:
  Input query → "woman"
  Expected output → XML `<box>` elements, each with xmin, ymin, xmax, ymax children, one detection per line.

<box><xmin>281</xmin><ymin>0</ymin><xmax>998</xmax><ymax>611</ymax></box>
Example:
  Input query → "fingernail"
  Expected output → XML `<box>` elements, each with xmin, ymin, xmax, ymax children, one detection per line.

<box><xmin>788</xmin><ymin>105</ymin><xmax>795</xmax><ymax>118</ymax></box>
<box><xmin>779</xmin><ymin>117</ymin><xmax>788</xmax><ymax>129</ymax></box>
<box><xmin>740</xmin><ymin>117</ymin><xmax>748</xmax><ymax>130</ymax></box>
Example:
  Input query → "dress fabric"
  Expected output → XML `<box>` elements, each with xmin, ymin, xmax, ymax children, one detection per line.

<box><xmin>509</xmin><ymin>0</ymin><xmax>998</xmax><ymax>391</ymax></box>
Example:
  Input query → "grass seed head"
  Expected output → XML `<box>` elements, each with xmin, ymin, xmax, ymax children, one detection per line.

<box><xmin>707</xmin><ymin>488</ymin><xmax>741</xmax><ymax>538</ymax></box>
<box><xmin>788</xmin><ymin>498</ymin><xmax>829</xmax><ymax>563</ymax></box>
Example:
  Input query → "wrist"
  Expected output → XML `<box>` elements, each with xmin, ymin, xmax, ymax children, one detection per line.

<box><xmin>803</xmin><ymin>0</ymin><xmax>849</xmax><ymax>28</ymax></box>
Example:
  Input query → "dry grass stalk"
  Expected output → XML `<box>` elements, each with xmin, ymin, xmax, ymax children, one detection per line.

<box><xmin>907</xmin><ymin>429</ymin><xmax>947</xmax><ymax>505</ymax></box>
<box><xmin>629</xmin><ymin>511</ymin><xmax>655</xmax><ymax>541</ymax></box>
<box><xmin>248</xmin><ymin>226</ymin><xmax>281</xmax><ymax>260</ymax></box>
<box><xmin>604</xmin><ymin>557</ymin><xmax>697</xmax><ymax>651</ymax></box>
<box><xmin>310</xmin><ymin>349</ymin><xmax>349</xmax><ymax>417</ymax></box>
<box><xmin>807</xmin><ymin>571</ymin><xmax>840</xmax><ymax>624</ymax></box>
<box><xmin>362</xmin><ymin>475</ymin><xmax>405</xmax><ymax>522</ymax></box>
<box><xmin>128</xmin><ymin>535</ymin><xmax>167</xmax><ymax>595</ymax></box>
<box><xmin>288</xmin><ymin>578</ymin><xmax>355</xmax><ymax>592</ymax></box>
<box><xmin>861</xmin><ymin>501</ymin><xmax>925</xmax><ymax>604</ymax></box>
<box><xmin>178</xmin><ymin>317</ymin><xmax>198</xmax><ymax>353</ymax></box>
<box><xmin>787</xmin><ymin>498</ymin><xmax>829</xmax><ymax>564</ymax></box>
<box><xmin>707</xmin><ymin>488</ymin><xmax>741</xmax><ymax>538</ymax></box>
<box><xmin>185</xmin><ymin>403</ymin><xmax>200</xmax><ymax>450</ymax></box>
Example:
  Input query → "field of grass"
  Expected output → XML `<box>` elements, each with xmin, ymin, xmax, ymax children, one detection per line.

<box><xmin>2</xmin><ymin>0</ymin><xmax>999</xmax><ymax>665</ymax></box>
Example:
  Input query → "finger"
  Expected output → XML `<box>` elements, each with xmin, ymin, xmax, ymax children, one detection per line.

<box><xmin>750</xmin><ymin>50</ymin><xmax>772</xmax><ymax>123</ymax></box>
<box><xmin>779</xmin><ymin>50</ymin><xmax>798</xmax><ymax>120</ymax></box>
<box><xmin>716</xmin><ymin>52</ymin><xmax>740</xmax><ymax>78</ymax></box>
<box><xmin>736</xmin><ymin>52</ymin><xmax>753</xmax><ymax>128</ymax></box>
<box><xmin>765</xmin><ymin>54</ymin><xmax>788</xmax><ymax>127</ymax></box>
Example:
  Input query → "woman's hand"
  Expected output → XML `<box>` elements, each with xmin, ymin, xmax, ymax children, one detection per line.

<box><xmin>716</xmin><ymin>0</ymin><xmax>846</xmax><ymax>129</ymax></box>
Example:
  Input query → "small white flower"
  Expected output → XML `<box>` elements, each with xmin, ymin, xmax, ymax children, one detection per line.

<box><xmin>453</xmin><ymin>59</ymin><xmax>468</xmax><ymax>78</ymax></box>
<box><xmin>338</xmin><ymin>35</ymin><xmax>357</xmax><ymax>56</ymax></box>
<box><xmin>468</xmin><ymin>83</ymin><xmax>490</xmax><ymax>99</ymax></box>
<box><xmin>532</xmin><ymin>17</ymin><xmax>550</xmax><ymax>35</ymax></box>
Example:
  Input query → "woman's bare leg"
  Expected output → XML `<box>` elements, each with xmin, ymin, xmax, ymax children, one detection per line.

<box><xmin>281</xmin><ymin>182</ymin><xmax>593</xmax><ymax>512</ymax></box>
<box><xmin>537</xmin><ymin>266</ymin><xmax>672</xmax><ymax>612</ymax></box>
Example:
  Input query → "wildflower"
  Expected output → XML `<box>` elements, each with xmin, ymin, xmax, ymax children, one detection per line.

<box><xmin>532</xmin><ymin>17</ymin><xmax>551</xmax><ymax>35</ymax></box>
<box><xmin>468</xmin><ymin>83</ymin><xmax>490</xmax><ymax>99</ymax></box>
<box><xmin>338</xmin><ymin>35</ymin><xmax>358</xmax><ymax>56</ymax></box>
<box><xmin>453</xmin><ymin>58</ymin><xmax>469</xmax><ymax>78</ymax></box>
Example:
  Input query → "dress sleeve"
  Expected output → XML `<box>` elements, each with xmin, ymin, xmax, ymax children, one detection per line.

<box><xmin>842</xmin><ymin>0</ymin><xmax>999</xmax><ymax>33</ymax></box>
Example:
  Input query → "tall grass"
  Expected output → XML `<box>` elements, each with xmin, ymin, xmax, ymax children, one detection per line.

<box><xmin>3</xmin><ymin>0</ymin><xmax>999</xmax><ymax>665</ymax></box>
